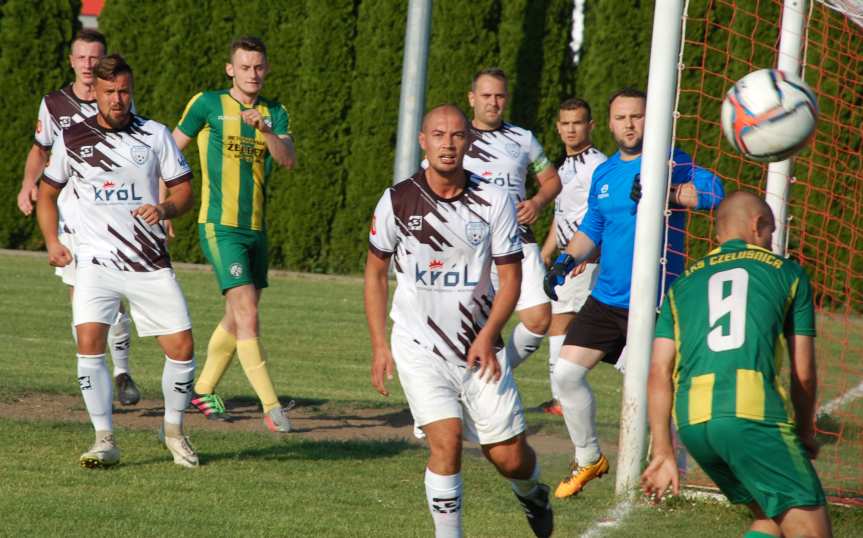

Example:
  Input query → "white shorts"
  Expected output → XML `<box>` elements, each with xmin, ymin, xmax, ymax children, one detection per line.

<box><xmin>73</xmin><ymin>264</ymin><xmax>192</xmax><ymax>337</ymax></box>
<box><xmin>391</xmin><ymin>328</ymin><xmax>526</xmax><ymax>445</ymax></box>
<box><xmin>551</xmin><ymin>262</ymin><xmax>598</xmax><ymax>315</ymax></box>
<box><xmin>53</xmin><ymin>232</ymin><xmax>76</xmax><ymax>286</ymax></box>
<box><xmin>492</xmin><ymin>242</ymin><xmax>549</xmax><ymax>311</ymax></box>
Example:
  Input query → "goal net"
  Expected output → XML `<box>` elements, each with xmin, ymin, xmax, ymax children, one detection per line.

<box><xmin>670</xmin><ymin>0</ymin><xmax>863</xmax><ymax>504</ymax></box>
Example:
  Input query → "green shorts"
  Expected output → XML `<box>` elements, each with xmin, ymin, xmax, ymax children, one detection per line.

<box><xmin>678</xmin><ymin>417</ymin><xmax>825</xmax><ymax>518</ymax></box>
<box><xmin>198</xmin><ymin>223</ymin><xmax>269</xmax><ymax>293</ymax></box>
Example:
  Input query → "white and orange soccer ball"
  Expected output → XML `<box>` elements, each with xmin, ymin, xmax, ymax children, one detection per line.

<box><xmin>721</xmin><ymin>68</ymin><xmax>818</xmax><ymax>162</ymax></box>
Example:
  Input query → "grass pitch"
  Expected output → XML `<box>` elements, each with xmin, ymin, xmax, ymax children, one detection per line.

<box><xmin>0</xmin><ymin>252</ymin><xmax>859</xmax><ymax>537</ymax></box>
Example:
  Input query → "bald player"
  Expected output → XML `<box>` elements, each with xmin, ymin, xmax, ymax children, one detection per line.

<box><xmin>642</xmin><ymin>191</ymin><xmax>831</xmax><ymax>538</ymax></box>
<box><xmin>365</xmin><ymin>104</ymin><xmax>553</xmax><ymax>538</ymax></box>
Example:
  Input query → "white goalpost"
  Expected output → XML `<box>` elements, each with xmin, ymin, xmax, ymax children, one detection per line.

<box><xmin>615</xmin><ymin>0</ymin><xmax>808</xmax><ymax>496</ymax></box>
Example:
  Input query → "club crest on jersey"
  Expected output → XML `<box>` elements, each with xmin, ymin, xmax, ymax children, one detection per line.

<box><xmin>80</xmin><ymin>145</ymin><xmax>93</xmax><ymax>158</ymax></box>
<box><xmin>59</xmin><ymin>116</ymin><xmax>72</xmax><ymax>129</ymax></box>
<box><xmin>407</xmin><ymin>215</ymin><xmax>423</xmax><ymax>231</ymax></box>
<box><xmin>465</xmin><ymin>222</ymin><xmax>488</xmax><ymax>246</ymax></box>
<box><xmin>130</xmin><ymin>146</ymin><xmax>149</xmax><ymax>166</ymax></box>
<box><xmin>505</xmin><ymin>142</ymin><xmax>521</xmax><ymax>159</ymax></box>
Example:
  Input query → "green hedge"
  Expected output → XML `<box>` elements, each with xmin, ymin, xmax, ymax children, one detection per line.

<box><xmin>0</xmin><ymin>0</ymin><xmax>80</xmax><ymax>249</ymax></box>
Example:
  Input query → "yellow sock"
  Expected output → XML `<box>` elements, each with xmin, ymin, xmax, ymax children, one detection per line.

<box><xmin>236</xmin><ymin>338</ymin><xmax>280</xmax><ymax>413</ymax></box>
<box><xmin>194</xmin><ymin>324</ymin><xmax>236</xmax><ymax>394</ymax></box>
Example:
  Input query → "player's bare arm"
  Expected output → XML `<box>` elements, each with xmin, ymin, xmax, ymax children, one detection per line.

<box><xmin>540</xmin><ymin>216</ymin><xmax>558</xmax><ymax>266</ymax></box>
<box><xmin>788</xmin><ymin>333</ymin><xmax>819</xmax><ymax>458</ymax></box>
<box><xmin>18</xmin><ymin>144</ymin><xmax>51</xmax><ymax>216</ymax></box>
<box><xmin>672</xmin><ymin>182</ymin><xmax>699</xmax><ymax>208</ymax></box>
<box><xmin>36</xmin><ymin>182</ymin><xmax>72</xmax><ymax>268</ymax></box>
<box><xmin>364</xmin><ymin>250</ymin><xmax>394</xmax><ymax>396</ymax></box>
<box><xmin>171</xmin><ymin>128</ymin><xmax>193</xmax><ymax>152</ymax></box>
<box><xmin>132</xmin><ymin>180</ymin><xmax>194</xmax><ymax>224</ymax></box>
<box><xmin>517</xmin><ymin>165</ymin><xmax>562</xmax><ymax>224</ymax></box>
<box><xmin>240</xmin><ymin>109</ymin><xmax>296</xmax><ymax>169</ymax></box>
<box><xmin>467</xmin><ymin>261</ymin><xmax>521</xmax><ymax>382</ymax></box>
<box><xmin>641</xmin><ymin>336</ymin><xmax>680</xmax><ymax>501</ymax></box>
<box><xmin>564</xmin><ymin>231</ymin><xmax>599</xmax><ymax>267</ymax></box>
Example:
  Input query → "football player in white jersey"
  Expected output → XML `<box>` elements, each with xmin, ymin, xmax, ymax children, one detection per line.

<box><xmin>365</xmin><ymin>105</ymin><xmax>553</xmax><ymax>538</ymax></box>
<box><xmin>37</xmin><ymin>55</ymin><xmax>198</xmax><ymax>469</ymax></box>
<box><xmin>538</xmin><ymin>98</ymin><xmax>607</xmax><ymax>416</ymax></box>
<box><xmin>18</xmin><ymin>29</ymin><xmax>141</xmax><ymax>406</ymax></box>
<box><xmin>465</xmin><ymin>68</ymin><xmax>562</xmax><ymax>371</ymax></box>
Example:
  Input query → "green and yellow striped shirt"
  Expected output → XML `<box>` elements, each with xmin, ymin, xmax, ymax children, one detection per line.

<box><xmin>655</xmin><ymin>240</ymin><xmax>816</xmax><ymax>428</ymax></box>
<box><xmin>177</xmin><ymin>89</ymin><xmax>290</xmax><ymax>230</ymax></box>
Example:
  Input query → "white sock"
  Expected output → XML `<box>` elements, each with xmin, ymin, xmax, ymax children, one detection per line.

<box><xmin>548</xmin><ymin>335</ymin><xmax>565</xmax><ymax>400</ymax></box>
<box><xmin>77</xmin><ymin>354</ymin><xmax>113</xmax><ymax>432</ymax></box>
<box><xmin>506</xmin><ymin>323</ymin><xmax>545</xmax><ymax>369</ymax></box>
<box><xmin>425</xmin><ymin>468</ymin><xmax>463</xmax><ymax>538</ymax></box>
<box><xmin>162</xmin><ymin>356</ymin><xmax>196</xmax><ymax>426</ymax></box>
<box><xmin>510</xmin><ymin>458</ymin><xmax>541</xmax><ymax>497</ymax></box>
<box><xmin>553</xmin><ymin>359</ymin><xmax>600</xmax><ymax>465</ymax></box>
<box><xmin>107</xmin><ymin>311</ymin><xmax>132</xmax><ymax>376</ymax></box>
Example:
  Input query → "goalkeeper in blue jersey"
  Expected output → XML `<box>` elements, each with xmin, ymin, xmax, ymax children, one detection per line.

<box><xmin>543</xmin><ymin>88</ymin><xmax>725</xmax><ymax>499</ymax></box>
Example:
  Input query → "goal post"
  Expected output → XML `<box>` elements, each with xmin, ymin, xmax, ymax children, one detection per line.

<box><xmin>619</xmin><ymin>0</ymin><xmax>863</xmax><ymax>503</ymax></box>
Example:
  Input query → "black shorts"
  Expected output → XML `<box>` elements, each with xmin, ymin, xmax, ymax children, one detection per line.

<box><xmin>563</xmin><ymin>295</ymin><xmax>629</xmax><ymax>364</ymax></box>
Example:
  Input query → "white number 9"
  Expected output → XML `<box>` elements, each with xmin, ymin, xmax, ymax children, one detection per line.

<box><xmin>707</xmin><ymin>268</ymin><xmax>749</xmax><ymax>352</ymax></box>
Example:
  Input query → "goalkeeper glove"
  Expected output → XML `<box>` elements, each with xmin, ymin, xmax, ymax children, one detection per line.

<box><xmin>544</xmin><ymin>253</ymin><xmax>577</xmax><ymax>301</ymax></box>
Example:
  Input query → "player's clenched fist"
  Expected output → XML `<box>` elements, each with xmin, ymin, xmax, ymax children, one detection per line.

<box><xmin>370</xmin><ymin>346</ymin><xmax>395</xmax><ymax>397</ymax></box>
<box><xmin>46</xmin><ymin>241</ymin><xmax>73</xmax><ymax>268</ymax></box>
<box><xmin>241</xmin><ymin>109</ymin><xmax>271</xmax><ymax>133</ymax></box>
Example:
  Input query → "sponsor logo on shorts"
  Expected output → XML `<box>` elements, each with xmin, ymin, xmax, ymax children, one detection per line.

<box><xmin>130</xmin><ymin>145</ymin><xmax>149</xmax><ymax>165</ymax></box>
<box><xmin>407</xmin><ymin>215</ymin><xmax>423</xmax><ymax>231</ymax></box>
<box><xmin>465</xmin><ymin>221</ymin><xmax>488</xmax><ymax>246</ymax></box>
<box><xmin>229</xmin><ymin>262</ymin><xmax>243</xmax><ymax>278</ymax></box>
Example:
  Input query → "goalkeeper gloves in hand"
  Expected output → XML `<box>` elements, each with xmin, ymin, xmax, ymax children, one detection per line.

<box><xmin>544</xmin><ymin>253</ymin><xmax>577</xmax><ymax>301</ymax></box>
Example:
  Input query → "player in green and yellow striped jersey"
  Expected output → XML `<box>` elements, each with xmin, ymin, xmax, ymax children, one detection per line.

<box><xmin>642</xmin><ymin>192</ymin><xmax>831</xmax><ymax>538</ymax></box>
<box><xmin>172</xmin><ymin>36</ymin><xmax>296</xmax><ymax>433</ymax></box>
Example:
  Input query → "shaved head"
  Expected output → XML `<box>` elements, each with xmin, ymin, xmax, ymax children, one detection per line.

<box><xmin>422</xmin><ymin>104</ymin><xmax>468</xmax><ymax>133</ymax></box>
<box><xmin>716</xmin><ymin>191</ymin><xmax>776</xmax><ymax>248</ymax></box>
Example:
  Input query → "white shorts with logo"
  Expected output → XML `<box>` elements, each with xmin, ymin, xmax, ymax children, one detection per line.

<box><xmin>73</xmin><ymin>264</ymin><xmax>192</xmax><ymax>337</ymax></box>
<box><xmin>492</xmin><ymin>242</ymin><xmax>549</xmax><ymax>311</ymax></box>
<box><xmin>391</xmin><ymin>328</ymin><xmax>526</xmax><ymax>445</ymax></box>
<box><xmin>551</xmin><ymin>262</ymin><xmax>599</xmax><ymax>315</ymax></box>
<box><xmin>53</xmin><ymin>232</ymin><xmax>77</xmax><ymax>286</ymax></box>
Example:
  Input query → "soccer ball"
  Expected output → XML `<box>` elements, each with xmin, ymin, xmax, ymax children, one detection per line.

<box><xmin>721</xmin><ymin>68</ymin><xmax>818</xmax><ymax>162</ymax></box>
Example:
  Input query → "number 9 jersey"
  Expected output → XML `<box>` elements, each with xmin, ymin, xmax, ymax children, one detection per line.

<box><xmin>655</xmin><ymin>239</ymin><xmax>816</xmax><ymax>428</ymax></box>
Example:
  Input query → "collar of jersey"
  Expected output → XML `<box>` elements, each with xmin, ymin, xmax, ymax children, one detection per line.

<box><xmin>66</xmin><ymin>83</ymin><xmax>97</xmax><ymax>105</ymax></box>
<box><xmin>708</xmin><ymin>239</ymin><xmax>774</xmax><ymax>255</ymax></box>
<box><xmin>88</xmin><ymin>114</ymin><xmax>137</xmax><ymax>133</ymax></box>
<box><xmin>224</xmin><ymin>89</ymin><xmax>260</xmax><ymax>109</ymax></box>
<box><xmin>419</xmin><ymin>169</ymin><xmax>469</xmax><ymax>203</ymax></box>
<box><xmin>470</xmin><ymin>120</ymin><xmax>506</xmax><ymax>134</ymax></box>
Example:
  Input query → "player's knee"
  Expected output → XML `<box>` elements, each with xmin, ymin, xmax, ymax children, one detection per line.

<box><xmin>523</xmin><ymin>316</ymin><xmax>550</xmax><ymax>335</ymax></box>
<box><xmin>553</xmin><ymin>358</ymin><xmax>589</xmax><ymax>393</ymax></box>
<box><xmin>164</xmin><ymin>332</ymin><xmax>195</xmax><ymax>361</ymax></box>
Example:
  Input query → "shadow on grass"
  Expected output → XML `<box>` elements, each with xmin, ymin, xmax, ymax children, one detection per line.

<box><xmin>200</xmin><ymin>437</ymin><xmax>417</xmax><ymax>465</ymax></box>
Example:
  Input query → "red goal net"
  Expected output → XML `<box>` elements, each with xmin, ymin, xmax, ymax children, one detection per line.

<box><xmin>672</xmin><ymin>0</ymin><xmax>863</xmax><ymax>504</ymax></box>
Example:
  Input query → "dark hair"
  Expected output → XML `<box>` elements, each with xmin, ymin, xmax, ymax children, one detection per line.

<box><xmin>471</xmin><ymin>67</ymin><xmax>508</xmax><ymax>92</ymax></box>
<box><xmin>94</xmin><ymin>54</ymin><xmax>132</xmax><ymax>81</ymax></box>
<box><xmin>72</xmin><ymin>28</ymin><xmax>107</xmax><ymax>49</ymax></box>
<box><xmin>608</xmin><ymin>87</ymin><xmax>646</xmax><ymax>112</ymax></box>
<box><xmin>230</xmin><ymin>36</ymin><xmax>267</xmax><ymax>61</ymax></box>
<box><xmin>559</xmin><ymin>97</ymin><xmax>592</xmax><ymax>121</ymax></box>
